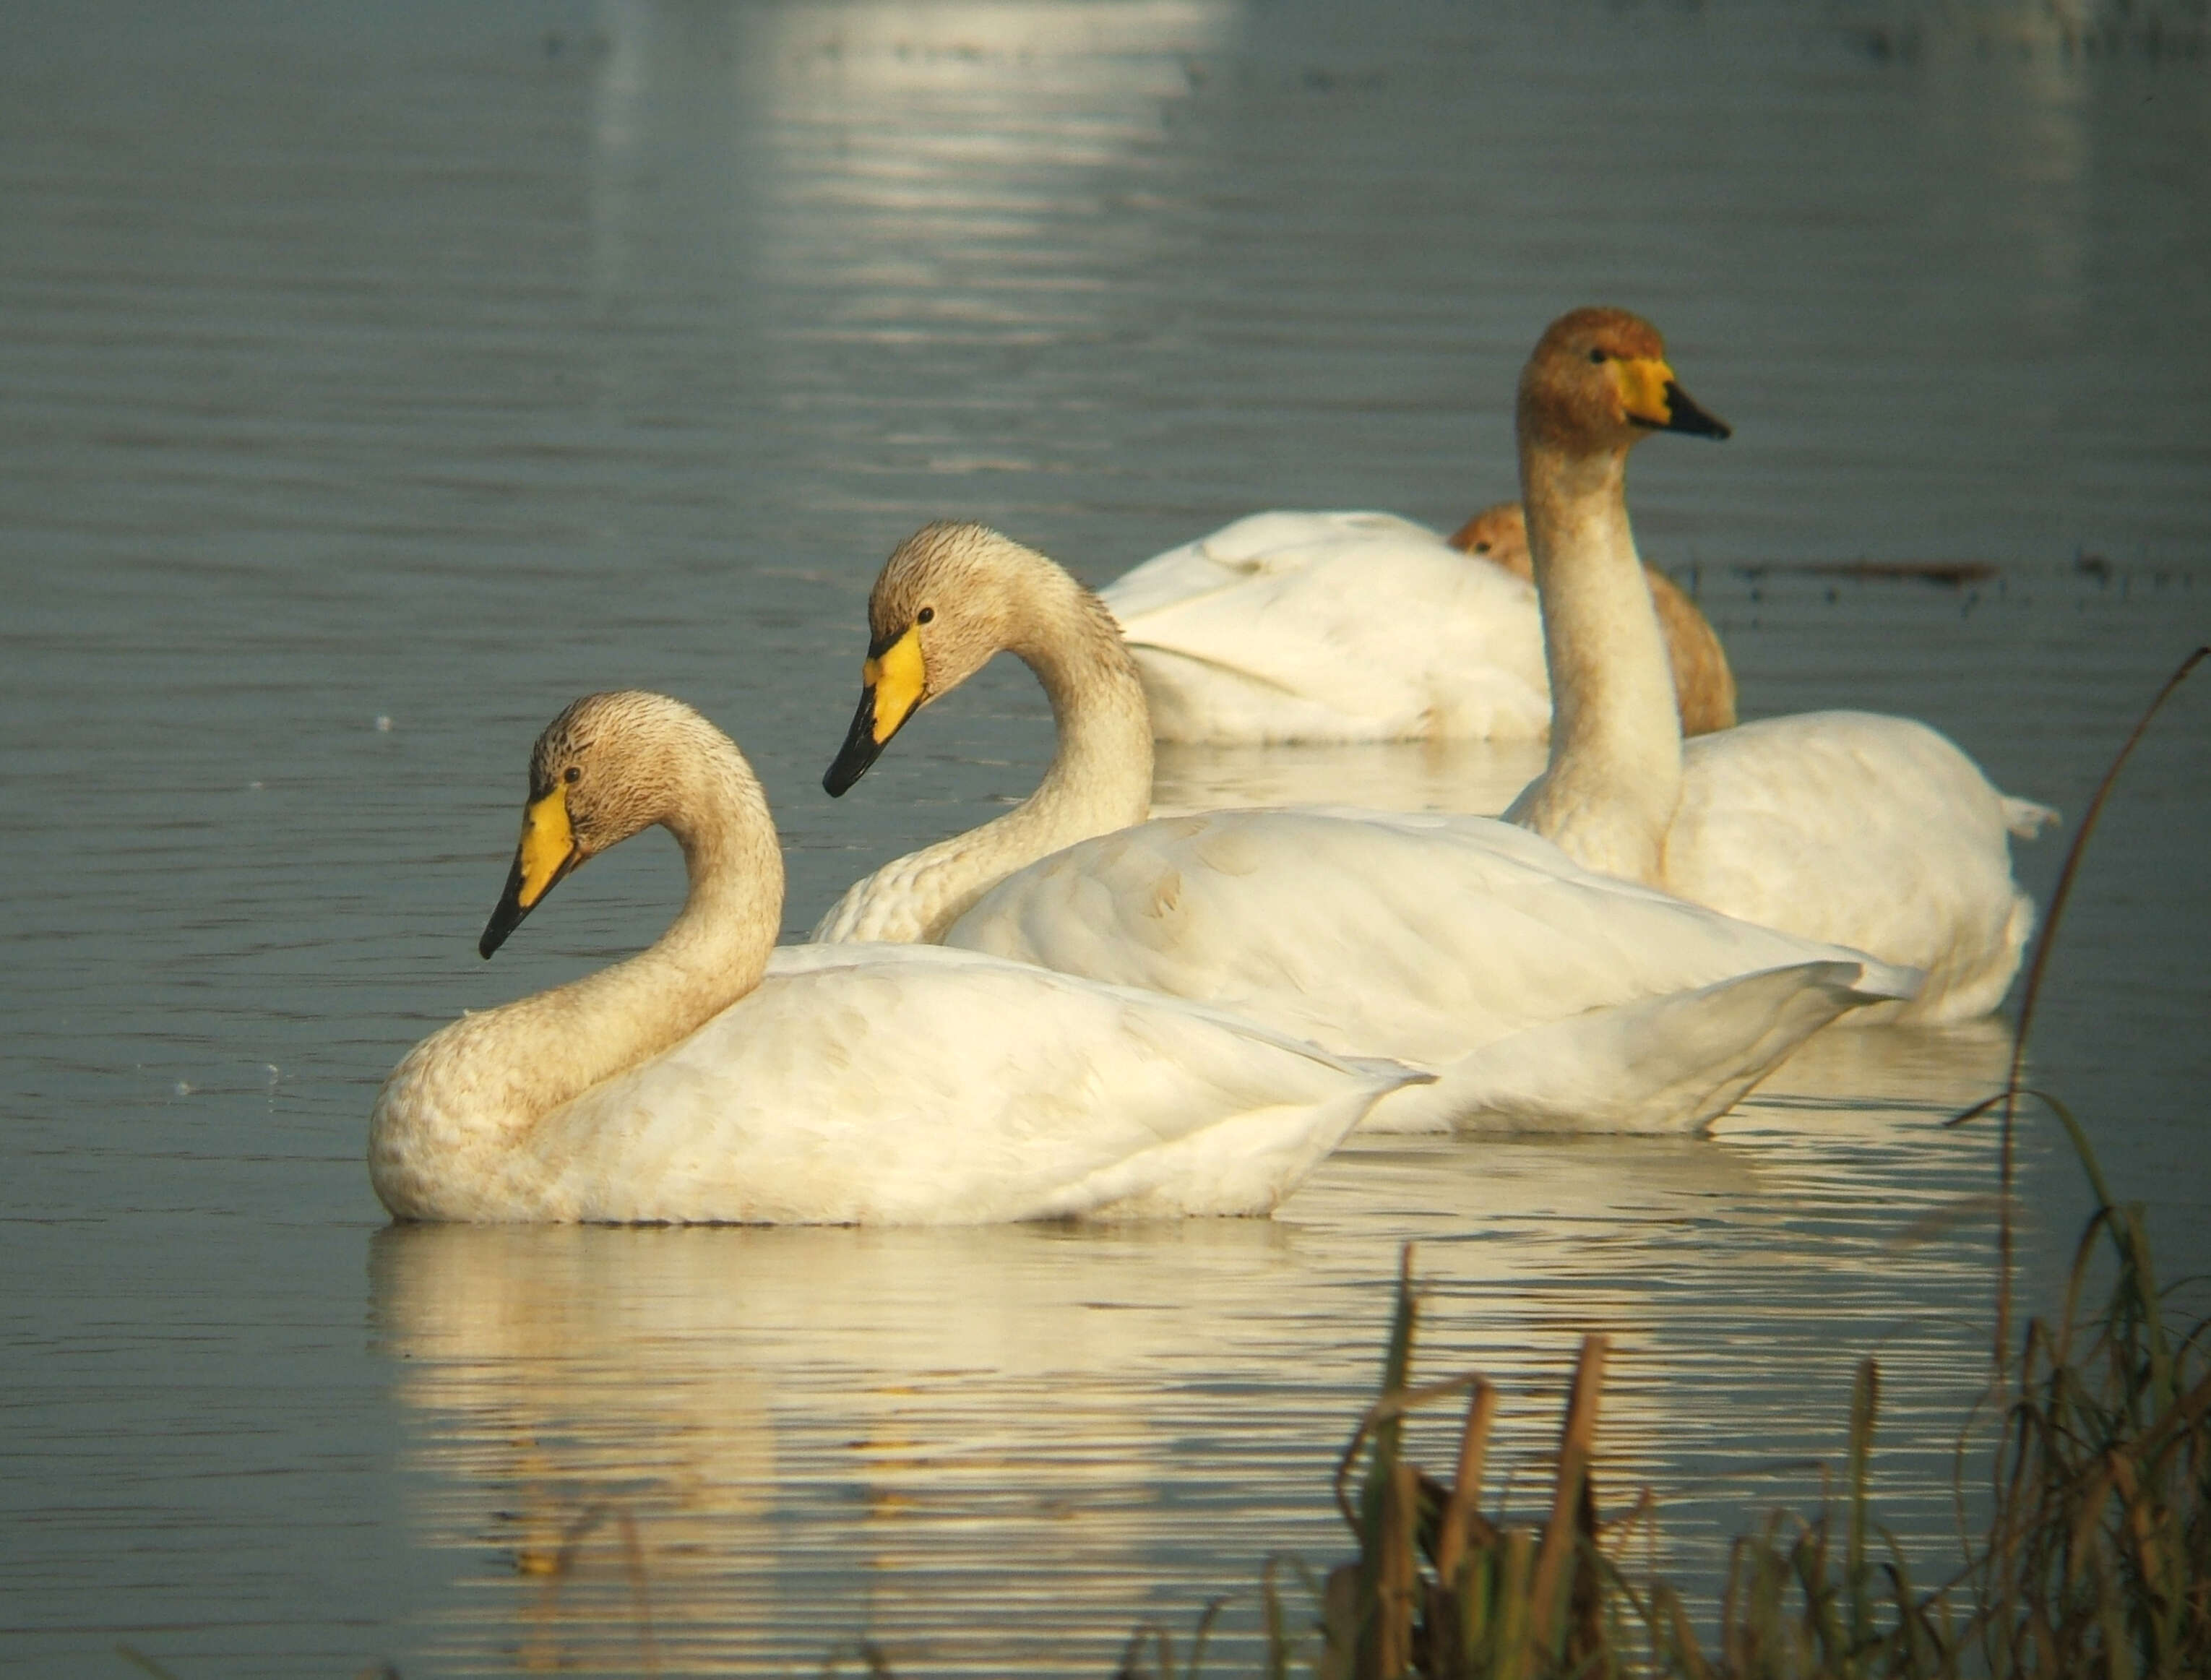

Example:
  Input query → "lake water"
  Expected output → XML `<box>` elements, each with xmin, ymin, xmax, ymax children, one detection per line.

<box><xmin>3</xmin><ymin>1</ymin><xmax>2207</xmax><ymax>1674</ymax></box>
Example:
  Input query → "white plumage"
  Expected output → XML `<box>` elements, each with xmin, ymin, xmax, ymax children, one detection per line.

<box><xmin>1662</xmin><ymin>713</ymin><xmax>2052</xmax><ymax>1022</ymax></box>
<box><xmin>1099</xmin><ymin>510</ymin><xmax>1553</xmax><ymax>744</ymax></box>
<box><xmin>945</xmin><ymin>806</ymin><xmax>1917</xmax><ymax>1135</ymax></box>
<box><xmin>368</xmin><ymin>692</ymin><xmax>1419</xmax><ymax>1225</ymax></box>
<box><xmin>818</xmin><ymin>526</ymin><xmax>1921</xmax><ymax>1137</ymax></box>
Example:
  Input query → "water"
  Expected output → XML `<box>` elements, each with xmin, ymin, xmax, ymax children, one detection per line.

<box><xmin>3</xmin><ymin>0</ymin><xmax>2207</xmax><ymax>1673</ymax></box>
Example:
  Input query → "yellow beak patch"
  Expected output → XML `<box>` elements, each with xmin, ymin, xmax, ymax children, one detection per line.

<box><xmin>514</xmin><ymin>785</ymin><xmax>579</xmax><ymax>910</ymax></box>
<box><xmin>864</xmin><ymin>625</ymin><xmax>929</xmax><ymax>744</ymax></box>
<box><xmin>1611</xmin><ymin>356</ymin><xmax>1680</xmax><ymax>428</ymax></box>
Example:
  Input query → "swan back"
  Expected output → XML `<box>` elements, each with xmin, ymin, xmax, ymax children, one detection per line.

<box><xmin>497</xmin><ymin>942</ymin><xmax>1420</xmax><ymax>1223</ymax></box>
<box><xmin>945</xmin><ymin>807</ymin><xmax>1912</xmax><ymax>1064</ymax></box>
<box><xmin>1668</xmin><ymin>713</ymin><xmax>2036</xmax><ymax>1024</ymax></box>
<box><xmin>1100</xmin><ymin>510</ymin><xmax>1552</xmax><ymax>744</ymax></box>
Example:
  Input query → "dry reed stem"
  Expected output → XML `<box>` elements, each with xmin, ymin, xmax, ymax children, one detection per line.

<box><xmin>1434</xmin><ymin>1379</ymin><xmax>1498</xmax><ymax>1586</ymax></box>
<box><xmin>1377</xmin><ymin>1460</ymin><xmax>1420</xmax><ymax>1678</ymax></box>
<box><xmin>1981</xmin><ymin>644</ymin><xmax>2207</xmax><ymax>1369</ymax></box>
<box><xmin>1525</xmin><ymin>1333</ymin><xmax>1608</xmax><ymax>1665</ymax></box>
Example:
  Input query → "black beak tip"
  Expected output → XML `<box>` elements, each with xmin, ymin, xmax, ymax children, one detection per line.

<box><xmin>477</xmin><ymin>852</ymin><xmax>539</xmax><ymax>960</ymax></box>
<box><xmin>822</xmin><ymin>742</ymin><xmax>880</xmax><ymax>798</ymax></box>
<box><xmin>824</xmin><ymin>688</ymin><xmax>889</xmax><ymax>797</ymax></box>
<box><xmin>478</xmin><ymin>895</ymin><xmax>527</xmax><ymax>960</ymax></box>
<box><xmin>1663</xmin><ymin>380</ymin><xmax>1731</xmax><ymax>441</ymax></box>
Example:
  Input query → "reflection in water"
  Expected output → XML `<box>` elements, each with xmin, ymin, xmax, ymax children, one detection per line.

<box><xmin>371</xmin><ymin>1220</ymin><xmax>1362</xmax><ymax>1673</ymax></box>
<box><xmin>371</xmin><ymin>1048</ymin><xmax>2013</xmax><ymax>1672</ymax></box>
<box><xmin>586</xmin><ymin>0</ymin><xmax>1239</xmax><ymax>313</ymax></box>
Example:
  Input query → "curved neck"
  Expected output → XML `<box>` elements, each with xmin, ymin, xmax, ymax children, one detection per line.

<box><xmin>819</xmin><ymin>571</ymin><xmax>1152</xmax><ymax>944</ymax></box>
<box><xmin>1017</xmin><ymin>576</ymin><xmax>1156</xmax><ymax>846</ymax></box>
<box><xmin>1504</xmin><ymin>436</ymin><xmax>1683</xmax><ymax>882</ymax></box>
<box><xmin>386</xmin><ymin>733</ymin><xmax>784</xmax><ymax>1165</ymax></box>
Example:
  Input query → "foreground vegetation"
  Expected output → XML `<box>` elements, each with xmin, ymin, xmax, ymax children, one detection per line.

<box><xmin>1108</xmin><ymin>650</ymin><xmax>2210</xmax><ymax>1680</ymax></box>
<box><xmin>1158</xmin><ymin>1207</ymin><xmax>2207</xmax><ymax>1680</ymax></box>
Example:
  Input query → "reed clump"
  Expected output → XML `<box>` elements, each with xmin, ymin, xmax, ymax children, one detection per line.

<box><xmin>1238</xmin><ymin>1211</ymin><xmax>2208</xmax><ymax>1680</ymax></box>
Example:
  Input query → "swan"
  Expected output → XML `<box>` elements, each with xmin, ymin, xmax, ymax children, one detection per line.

<box><xmin>1496</xmin><ymin>306</ymin><xmax>2056</xmax><ymax>1025</ymax></box>
<box><xmin>1447</xmin><ymin>501</ymin><xmax>1736</xmax><ymax>736</ymax></box>
<box><xmin>367</xmin><ymin>692</ymin><xmax>1423</xmax><ymax>1224</ymax></box>
<box><xmin>1094</xmin><ymin>502</ymin><xmax>1735</xmax><ymax>745</ymax></box>
<box><xmin>815</xmin><ymin>523</ymin><xmax>1921</xmax><ymax>1135</ymax></box>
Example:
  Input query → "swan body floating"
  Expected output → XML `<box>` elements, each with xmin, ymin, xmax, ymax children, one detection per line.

<box><xmin>816</xmin><ymin>525</ymin><xmax>1918</xmax><ymax>1135</ymax></box>
<box><xmin>1095</xmin><ymin>503</ymin><xmax>1736</xmax><ymax>745</ymax></box>
<box><xmin>1497</xmin><ymin>307</ymin><xmax>2056</xmax><ymax>1025</ymax></box>
<box><xmin>368</xmin><ymin>692</ymin><xmax>1421</xmax><ymax>1225</ymax></box>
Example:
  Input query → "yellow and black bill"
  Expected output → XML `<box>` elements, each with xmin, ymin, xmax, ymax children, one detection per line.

<box><xmin>822</xmin><ymin>624</ymin><xmax>928</xmax><ymax>797</ymax></box>
<box><xmin>1613</xmin><ymin>357</ymin><xmax>1732</xmax><ymax>441</ymax></box>
<box><xmin>479</xmin><ymin>783</ymin><xmax>585</xmax><ymax>958</ymax></box>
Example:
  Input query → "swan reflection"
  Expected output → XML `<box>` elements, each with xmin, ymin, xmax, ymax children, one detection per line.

<box><xmin>367</xmin><ymin>1056</ymin><xmax>2007</xmax><ymax>1672</ymax></box>
<box><xmin>368</xmin><ymin>1204</ymin><xmax>1675</xmax><ymax>1672</ymax></box>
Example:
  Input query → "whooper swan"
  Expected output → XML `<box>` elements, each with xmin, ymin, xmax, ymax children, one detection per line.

<box><xmin>1497</xmin><ymin>306</ymin><xmax>2056</xmax><ymax>1025</ymax></box>
<box><xmin>368</xmin><ymin>692</ymin><xmax>1421</xmax><ymax>1224</ymax></box>
<box><xmin>814</xmin><ymin>524</ymin><xmax>1920</xmax><ymax>1135</ymax></box>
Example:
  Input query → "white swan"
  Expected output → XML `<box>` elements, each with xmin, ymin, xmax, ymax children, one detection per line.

<box><xmin>1095</xmin><ymin>503</ymin><xmax>1736</xmax><ymax>745</ymax></box>
<box><xmin>815</xmin><ymin>524</ymin><xmax>1921</xmax><ymax>1135</ymax></box>
<box><xmin>1497</xmin><ymin>307</ymin><xmax>2056</xmax><ymax>1026</ymax></box>
<box><xmin>368</xmin><ymin>692</ymin><xmax>1421</xmax><ymax>1224</ymax></box>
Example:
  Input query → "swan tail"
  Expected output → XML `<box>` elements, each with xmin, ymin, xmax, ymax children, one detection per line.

<box><xmin>2001</xmin><ymin>796</ymin><xmax>2061</xmax><ymax>840</ymax></box>
<box><xmin>1847</xmin><ymin>955</ymin><xmax>1926</xmax><ymax>1003</ymax></box>
<box><xmin>1358</xmin><ymin>960</ymin><xmax>1882</xmax><ymax>1137</ymax></box>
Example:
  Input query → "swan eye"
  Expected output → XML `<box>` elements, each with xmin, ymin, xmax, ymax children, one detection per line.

<box><xmin>1588</xmin><ymin>348</ymin><xmax>1608</xmax><ymax>365</ymax></box>
<box><xmin>564</xmin><ymin>766</ymin><xmax>581</xmax><ymax>785</ymax></box>
<box><xmin>916</xmin><ymin>606</ymin><xmax>935</xmax><ymax>625</ymax></box>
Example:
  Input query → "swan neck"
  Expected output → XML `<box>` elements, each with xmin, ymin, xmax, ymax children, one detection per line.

<box><xmin>1016</xmin><ymin>584</ymin><xmax>1155</xmax><ymax>829</ymax></box>
<box><xmin>1508</xmin><ymin>436</ymin><xmax>1684</xmax><ymax>881</ymax></box>
<box><xmin>392</xmin><ymin>736</ymin><xmax>780</xmax><ymax>1153</ymax></box>
<box><xmin>931</xmin><ymin>580</ymin><xmax>1153</xmax><ymax>923</ymax></box>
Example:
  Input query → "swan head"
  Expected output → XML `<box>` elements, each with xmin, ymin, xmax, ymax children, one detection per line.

<box><xmin>480</xmin><ymin>692</ymin><xmax>723</xmax><ymax>958</ymax></box>
<box><xmin>1452</xmin><ymin>501</ymin><xmax>1531</xmax><ymax>576</ymax></box>
<box><xmin>822</xmin><ymin>521</ymin><xmax>1041</xmax><ymax>796</ymax></box>
<box><xmin>1517</xmin><ymin>308</ymin><xmax>1731</xmax><ymax>456</ymax></box>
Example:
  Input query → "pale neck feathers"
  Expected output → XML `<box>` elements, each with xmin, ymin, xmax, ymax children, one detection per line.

<box><xmin>1504</xmin><ymin>439</ymin><xmax>1685</xmax><ymax>882</ymax></box>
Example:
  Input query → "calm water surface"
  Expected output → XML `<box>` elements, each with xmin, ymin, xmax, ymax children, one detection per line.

<box><xmin>4</xmin><ymin>1</ymin><xmax>2207</xmax><ymax>1674</ymax></box>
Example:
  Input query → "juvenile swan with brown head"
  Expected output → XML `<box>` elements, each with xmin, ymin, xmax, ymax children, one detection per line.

<box><xmin>1499</xmin><ymin>306</ymin><xmax>2053</xmax><ymax>1023</ymax></box>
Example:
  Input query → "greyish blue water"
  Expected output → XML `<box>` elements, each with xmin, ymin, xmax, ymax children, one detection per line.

<box><xmin>3</xmin><ymin>1</ymin><xmax>2207</xmax><ymax>1674</ymax></box>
